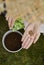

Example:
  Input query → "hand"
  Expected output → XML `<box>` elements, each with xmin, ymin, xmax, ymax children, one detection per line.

<box><xmin>6</xmin><ymin>16</ymin><xmax>15</xmax><ymax>29</ymax></box>
<box><xmin>21</xmin><ymin>22</ymin><xmax>41</xmax><ymax>49</ymax></box>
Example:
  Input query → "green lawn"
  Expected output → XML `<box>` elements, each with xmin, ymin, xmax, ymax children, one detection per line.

<box><xmin>0</xmin><ymin>15</ymin><xmax>44</xmax><ymax>65</ymax></box>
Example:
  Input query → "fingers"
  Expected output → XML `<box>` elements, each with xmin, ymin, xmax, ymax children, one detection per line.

<box><xmin>8</xmin><ymin>17</ymin><xmax>13</xmax><ymax>29</ymax></box>
<box><xmin>21</xmin><ymin>31</ymin><xmax>27</xmax><ymax>41</ymax></box>
<box><xmin>22</xmin><ymin>34</ymin><xmax>30</xmax><ymax>48</ymax></box>
<box><xmin>22</xmin><ymin>30</ymin><xmax>37</xmax><ymax>49</ymax></box>
<box><xmin>6</xmin><ymin>16</ymin><xmax>14</xmax><ymax>29</ymax></box>
<box><xmin>25</xmin><ymin>37</ymin><xmax>34</xmax><ymax>49</ymax></box>
<box><xmin>22</xmin><ymin>35</ymin><xmax>34</xmax><ymax>49</ymax></box>
<box><xmin>33</xmin><ymin>32</ymin><xmax>40</xmax><ymax>44</ymax></box>
<box><xmin>22</xmin><ymin>32</ymin><xmax>40</xmax><ymax>49</ymax></box>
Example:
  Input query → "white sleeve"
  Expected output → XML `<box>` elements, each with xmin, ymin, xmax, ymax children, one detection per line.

<box><xmin>39</xmin><ymin>23</ymin><xmax>44</xmax><ymax>33</ymax></box>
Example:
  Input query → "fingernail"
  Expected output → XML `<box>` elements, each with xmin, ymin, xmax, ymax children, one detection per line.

<box><xmin>22</xmin><ymin>46</ymin><xmax>28</xmax><ymax>49</ymax></box>
<box><xmin>9</xmin><ymin>27</ymin><xmax>12</xmax><ymax>29</ymax></box>
<box><xmin>22</xmin><ymin>46</ymin><xmax>26</xmax><ymax>49</ymax></box>
<box><xmin>22</xmin><ymin>44</ymin><xmax>26</xmax><ymax>49</ymax></box>
<box><xmin>6</xmin><ymin>17</ymin><xmax>8</xmax><ymax>20</ymax></box>
<box><xmin>26</xmin><ymin>47</ymin><xmax>28</xmax><ymax>49</ymax></box>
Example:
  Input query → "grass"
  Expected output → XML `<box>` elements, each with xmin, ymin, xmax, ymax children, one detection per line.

<box><xmin>0</xmin><ymin>15</ymin><xmax>44</xmax><ymax>65</ymax></box>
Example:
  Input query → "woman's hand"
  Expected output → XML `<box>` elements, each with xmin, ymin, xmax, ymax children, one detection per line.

<box><xmin>21</xmin><ymin>22</ymin><xmax>41</xmax><ymax>49</ymax></box>
<box><xmin>6</xmin><ymin>16</ymin><xmax>15</xmax><ymax>29</ymax></box>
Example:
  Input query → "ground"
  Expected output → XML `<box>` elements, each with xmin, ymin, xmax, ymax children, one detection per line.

<box><xmin>0</xmin><ymin>15</ymin><xmax>44</xmax><ymax>65</ymax></box>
